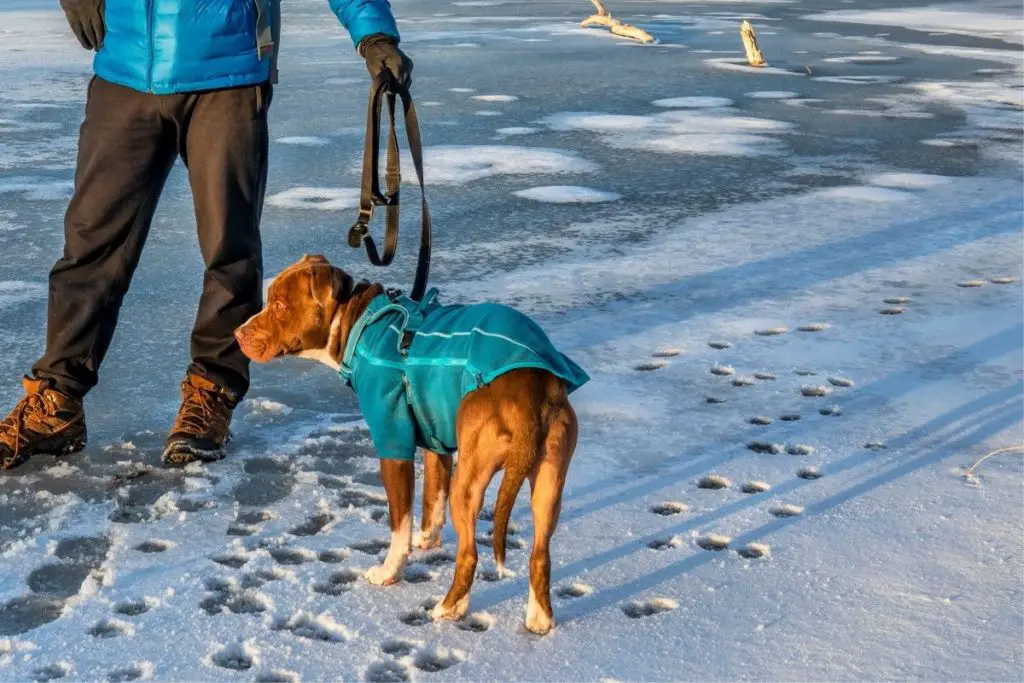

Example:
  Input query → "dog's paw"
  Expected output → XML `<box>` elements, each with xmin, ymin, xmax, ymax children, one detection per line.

<box><xmin>413</xmin><ymin>529</ymin><xmax>442</xmax><ymax>551</ymax></box>
<box><xmin>430</xmin><ymin>597</ymin><xmax>469</xmax><ymax>622</ymax></box>
<box><xmin>365</xmin><ymin>563</ymin><xmax>404</xmax><ymax>586</ymax></box>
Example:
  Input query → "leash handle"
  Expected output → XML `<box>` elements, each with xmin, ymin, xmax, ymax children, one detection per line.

<box><xmin>348</xmin><ymin>71</ymin><xmax>432</xmax><ymax>302</ymax></box>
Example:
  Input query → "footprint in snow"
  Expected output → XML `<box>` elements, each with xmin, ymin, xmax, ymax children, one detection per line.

<box><xmin>741</xmin><ymin>481</ymin><xmax>771</xmax><ymax>494</ymax></box>
<box><xmin>879</xmin><ymin>307</ymin><xmax>905</xmax><ymax>315</ymax></box>
<box><xmin>255</xmin><ymin>669</ymin><xmax>301</xmax><ymax>683</ymax></box>
<box><xmin>800</xmin><ymin>385</ymin><xmax>831</xmax><ymax>398</ymax></box>
<box><xmin>748</xmin><ymin>441</ymin><xmax>783</xmax><ymax>455</ymax></box>
<box><xmin>87</xmin><ymin>618</ymin><xmax>134</xmax><ymax>638</ymax></box>
<box><xmin>884</xmin><ymin>296</ymin><xmax>910</xmax><ymax>305</ymax></box>
<box><xmin>318</xmin><ymin>549</ymin><xmax>349</xmax><ymax>564</ymax></box>
<box><xmin>754</xmin><ymin>372</ymin><xmax>777</xmax><ymax>381</ymax></box>
<box><xmin>402</xmin><ymin>565</ymin><xmax>436</xmax><ymax>585</ymax></box>
<box><xmin>420</xmin><ymin>550</ymin><xmax>457</xmax><ymax>566</ymax></box>
<box><xmin>696</xmin><ymin>534</ymin><xmax>731</xmax><ymax>551</ymax></box>
<box><xmin>820</xmin><ymin>405</ymin><xmax>842</xmax><ymax>416</ymax></box>
<box><xmin>828</xmin><ymin>376</ymin><xmax>855</xmax><ymax>388</ymax></box>
<box><xmin>710</xmin><ymin>365</ymin><xmax>734</xmax><ymax>376</ymax></box>
<box><xmin>134</xmin><ymin>540</ymin><xmax>174</xmax><ymax>554</ymax></box>
<box><xmin>211</xmin><ymin>641</ymin><xmax>258</xmax><ymax>671</ymax></box>
<box><xmin>648</xmin><ymin>536</ymin><xmax>683</xmax><ymax>551</ymax></box>
<box><xmin>313</xmin><ymin>568</ymin><xmax>361</xmax><ymax>596</ymax></box>
<box><xmin>754</xmin><ymin>327</ymin><xmax>787</xmax><ymax>337</ymax></box>
<box><xmin>554</xmin><ymin>582</ymin><xmax>594</xmax><ymax>599</ymax></box>
<box><xmin>365</xmin><ymin>661</ymin><xmax>411</xmax><ymax>683</ymax></box>
<box><xmin>212</xmin><ymin>553</ymin><xmax>250</xmax><ymax>569</ymax></box>
<box><xmin>478</xmin><ymin>568</ymin><xmax>506</xmax><ymax>583</ymax></box>
<box><xmin>787</xmin><ymin>444</ymin><xmax>814</xmax><ymax>456</ymax></box>
<box><xmin>455</xmin><ymin>612</ymin><xmax>495</xmax><ymax>633</ymax></box>
<box><xmin>273</xmin><ymin>612</ymin><xmax>351</xmax><ymax>642</ymax></box>
<box><xmin>708</xmin><ymin>341</ymin><xmax>731</xmax><ymax>350</ymax></box>
<box><xmin>634</xmin><ymin>361</ymin><xmax>667</xmax><ymax>372</ymax></box>
<box><xmin>770</xmin><ymin>503</ymin><xmax>804</xmax><ymax>518</ymax></box>
<box><xmin>990</xmin><ymin>276</ymin><xmax>1017</xmax><ymax>285</ymax></box>
<box><xmin>748</xmin><ymin>416</ymin><xmax>772</xmax><ymax>426</ymax></box>
<box><xmin>650</xmin><ymin>501</ymin><xmax>687</xmax><ymax>516</ymax></box>
<box><xmin>381</xmin><ymin>638</ymin><xmax>423</xmax><ymax>657</ymax></box>
<box><xmin>732</xmin><ymin>377</ymin><xmax>755</xmax><ymax>387</ymax></box>
<box><xmin>736</xmin><ymin>542</ymin><xmax>771</xmax><ymax>559</ymax></box>
<box><xmin>797</xmin><ymin>323</ymin><xmax>829</xmax><ymax>332</ymax></box>
<box><xmin>268</xmin><ymin>547</ymin><xmax>316</xmax><ymax>566</ymax></box>
<box><xmin>697</xmin><ymin>475</ymin><xmax>731</xmax><ymax>490</ymax></box>
<box><xmin>705</xmin><ymin>396</ymin><xmax>728</xmax><ymax>404</ymax></box>
<box><xmin>32</xmin><ymin>662</ymin><xmax>73</xmax><ymax>682</ymax></box>
<box><xmin>621</xmin><ymin>598</ymin><xmax>678</xmax><ymax>619</ymax></box>
<box><xmin>350</xmin><ymin>539</ymin><xmax>390</xmax><ymax>556</ymax></box>
<box><xmin>227</xmin><ymin>524</ymin><xmax>259</xmax><ymax>537</ymax></box>
<box><xmin>399</xmin><ymin>610</ymin><xmax>432</xmax><ymax>627</ymax></box>
<box><xmin>289</xmin><ymin>511</ymin><xmax>335</xmax><ymax>537</ymax></box>
<box><xmin>413</xmin><ymin>646</ymin><xmax>468</xmax><ymax>673</ymax></box>
<box><xmin>779</xmin><ymin>414</ymin><xmax>801</xmax><ymax>421</ymax></box>
<box><xmin>113</xmin><ymin>597</ymin><xmax>156</xmax><ymax>617</ymax></box>
<box><xmin>651</xmin><ymin>348</ymin><xmax>682</xmax><ymax>358</ymax></box>
<box><xmin>107</xmin><ymin>662</ymin><xmax>154</xmax><ymax>682</ymax></box>
<box><xmin>956</xmin><ymin>280</ymin><xmax>985</xmax><ymax>288</ymax></box>
<box><xmin>797</xmin><ymin>466</ymin><xmax>823</xmax><ymax>480</ymax></box>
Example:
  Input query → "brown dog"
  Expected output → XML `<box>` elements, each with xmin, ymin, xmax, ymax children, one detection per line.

<box><xmin>235</xmin><ymin>254</ymin><xmax>583</xmax><ymax>634</ymax></box>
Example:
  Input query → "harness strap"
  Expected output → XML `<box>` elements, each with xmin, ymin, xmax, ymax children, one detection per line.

<box><xmin>348</xmin><ymin>71</ymin><xmax>432</xmax><ymax>302</ymax></box>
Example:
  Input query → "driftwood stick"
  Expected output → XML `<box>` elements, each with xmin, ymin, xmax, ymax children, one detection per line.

<box><xmin>740</xmin><ymin>20</ymin><xmax>767</xmax><ymax>67</ymax></box>
<box><xmin>581</xmin><ymin>0</ymin><xmax>655</xmax><ymax>44</ymax></box>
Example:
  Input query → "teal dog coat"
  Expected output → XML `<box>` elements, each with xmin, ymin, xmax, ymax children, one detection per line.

<box><xmin>338</xmin><ymin>288</ymin><xmax>590</xmax><ymax>460</ymax></box>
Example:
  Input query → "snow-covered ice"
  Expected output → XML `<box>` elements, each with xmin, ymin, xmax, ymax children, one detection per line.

<box><xmin>0</xmin><ymin>0</ymin><xmax>1021</xmax><ymax>680</ymax></box>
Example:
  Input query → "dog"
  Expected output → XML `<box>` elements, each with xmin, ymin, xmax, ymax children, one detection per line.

<box><xmin>235</xmin><ymin>254</ymin><xmax>588</xmax><ymax>634</ymax></box>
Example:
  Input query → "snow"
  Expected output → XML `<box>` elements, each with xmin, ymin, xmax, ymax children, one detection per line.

<box><xmin>0</xmin><ymin>0</ymin><xmax>1021</xmax><ymax>680</ymax></box>
<box><xmin>470</xmin><ymin>95</ymin><xmax>518</xmax><ymax>103</ymax></box>
<box><xmin>651</xmin><ymin>96</ymin><xmax>733</xmax><ymax>108</ymax></box>
<box><xmin>512</xmin><ymin>186</ymin><xmax>622</xmax><ymax>203</ymax></box>
<box><xmin>807</xmin><ymin>5</ymin><xmax>1024</xmax><ymax>45</ymax></box>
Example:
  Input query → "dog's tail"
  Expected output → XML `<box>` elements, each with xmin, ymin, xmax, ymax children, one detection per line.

<box><xmin>491</xmin><ymin>459</ymin><xmax>531</xmax><ymax>574</ymax></box>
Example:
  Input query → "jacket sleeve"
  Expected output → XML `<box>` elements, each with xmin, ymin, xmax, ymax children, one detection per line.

<box><xmin>328</xmin><ymin>0</ymin><xmax>400</xmax><ymax>48</ymax></box>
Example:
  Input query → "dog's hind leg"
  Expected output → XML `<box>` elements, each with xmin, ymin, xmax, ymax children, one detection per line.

<box><xmin>525</xmin><ymin>392</ymin><xmax>578</xmax><ymax>635</ymax></box>
<box><xmin>365</xmin><ymin>459</ymin><xmax>415</xmax><ymax>586</ymax></box>
<box><xmin>415</xmin><ymin>450</ymin><xmax>453</xmax><ymax>550</ymax></box>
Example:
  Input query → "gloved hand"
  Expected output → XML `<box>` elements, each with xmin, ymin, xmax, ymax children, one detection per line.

<box><xmin>60</xmin><ymin>0</ymin><xmax>106</xmax><ymax>51</ymax></box>
<box><xmin>359</xmin><ymin>34</ymin><xmax>413</xmax><ymax>89</ymax></box>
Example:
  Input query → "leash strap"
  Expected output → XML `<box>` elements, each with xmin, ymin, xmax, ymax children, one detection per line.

<box><xmin>348</xmin><ymin>71</ymin><xmax>432</xmax><ymax>302</ymax></box>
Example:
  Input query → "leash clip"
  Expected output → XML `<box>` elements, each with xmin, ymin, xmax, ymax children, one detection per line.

<box><xmin>348</xmin><ymin>211</ymin><xmax>372</xmax><ymax>248</ymax></box>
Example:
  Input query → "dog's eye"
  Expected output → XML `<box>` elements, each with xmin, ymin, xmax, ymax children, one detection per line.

<box><xmin>272</xmin><ymin>300</ymin><xmax>286</xmax><ymax>313</ymax></box>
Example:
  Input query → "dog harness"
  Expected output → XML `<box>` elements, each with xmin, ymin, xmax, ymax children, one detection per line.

<box><xmin>338</xmin><ymin>288</ymin><xmax>590</xmax><ymax>460</ymax></box>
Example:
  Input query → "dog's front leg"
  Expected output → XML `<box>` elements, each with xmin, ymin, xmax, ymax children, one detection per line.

<box><xmin>365</xmin><ymin>458</ymin><xmax>414</xmax><ymax>586</ymax></box>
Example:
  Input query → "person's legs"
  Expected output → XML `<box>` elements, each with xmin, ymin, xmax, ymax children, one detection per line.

<box><xmin>162</xmin><ymin>83</ymin><xmax>270</xmax><ymax>464</ymax></box>
<box><xmin>32</xmin><ymin>77</ymin><xmax>177</xmax><ymax>397</ymax></box>
<box><xmin>0</xmin><ymin>77</ymin><xmax>176</xmax><ymax>471</ymax></box>
<box><xmin>182</xmin><ymin>83</ymin><xmax>270</xmax><ymax>397</ymax></box>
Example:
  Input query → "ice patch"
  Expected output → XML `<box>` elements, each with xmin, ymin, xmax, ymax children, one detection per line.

<box><xmin>867</xmin><ymin>173</ymin><xmax>953</xmax><ymax>190</ymax></box>
<box><xmin>266</xmin><ymin>187</ymin><xmax>360</xmax><ymax>211</ymax></box>
<box><xmin>543</xmin><ymin>110</ymin><xmax>793</xmax><ymax>156</ymax></box>
<box><xmin>449</xmin><ymin>87</ymin><xmax>475</xmax><ymax>93</ymax></box>
<box><xmin>475</xmin><ymin>110</ymin><xmax>504</xmax><ymax>116</ymax></box>
<box><xmin>0</xmin><ymin>177</ymin><xmax>73</xmax><ymax>201</ymax></box>
<box><xmin>652</xmin><ymin>96</ymin><xmax>733</xmax><ymax>108</ymax></box>
<box><xmin>823</xmin><ymin>54</ymin><xmax>899</xmax><ymax>64</ymax></box>
<box><xmin>746</xmin><ymin>91</ymin><xmax>800</xmax><ymax>99</ymax></box>
<box><xmin>704</xmin><ymin>57</ymin><xmax>804</xmax><ymax>76</ymax></box>
<box><xmin>408</xmin><ymin>145</ymin><xmax>597</xmax><ymax>185</ymax></box>
<box><xmin>813</xmin><ymin>186</ymin><xmax>913</xmax><ymax>202</ymax></box>
<box><xmin>0</xmin><ymin>281</ymin><xmax>45</xmax><ymax>309</ymax></box>
<box><xmin>472</xmin><ymin>94</ymin><xmax>519</xmax><ymax>103</ymax></box>
<box><xmin>806</xmin><ymin>7</ymin><xmax>1024</xmax><ymax>45</ymax></box>
<box><xmin>812</xmin><ymin>75</ymin><xmax>903</xmax><ymax>85</ymax></box>
<box><xmin>495</xmin><ymin>127</ymin><xmax>538</xmax><ymax>136</ymax></box>
<box><xmin>513</xmin><ymin>185</ymin><xmax>622</xmax><ymax>203</ymax></box>
<box><xmin>245</xmin><ymin>399</ymin><xmax>295</xmax><ymax>418</ymax></box>
<box><xmin>275</xmin><ymin>136</ymin><xmax>331</xmax><ymax>146</ymax></box>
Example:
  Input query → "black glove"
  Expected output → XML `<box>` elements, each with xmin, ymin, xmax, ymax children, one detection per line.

<box><xmin>359</xmin><ymin>34</ymin><xmax>413</xmax><ymax>89</ymax></box>
<box><xmin>60</xmin><ymin>0</ymin><xmax>106</xmax><ymax>51</ymax></box>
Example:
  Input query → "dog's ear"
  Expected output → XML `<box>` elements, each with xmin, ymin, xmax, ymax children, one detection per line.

<box><xmin>301</xmin><ymin>253</ymin><xmax>330</xmax><ymax>264</ymax></box>
<box><xmin>310</xmin><ymin>263</ymin><xmax>354</xmax><ymax>311</ymax></box>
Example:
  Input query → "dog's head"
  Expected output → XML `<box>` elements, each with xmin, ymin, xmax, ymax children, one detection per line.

<box><xmin>235</xmin><ymin>254</ymin><xmax>373</xmax><ymax>364</ymax></box>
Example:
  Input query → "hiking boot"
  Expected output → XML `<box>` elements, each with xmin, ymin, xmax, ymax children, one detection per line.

<box><xmin>162</xmin><ymin>373</ymin><xmax>239</xmax><ymax>466</ymax></box>
<box><xmin>0</xmin><ymin>377</ymin><xmax>86</xmax><ymax>471</ymax></box>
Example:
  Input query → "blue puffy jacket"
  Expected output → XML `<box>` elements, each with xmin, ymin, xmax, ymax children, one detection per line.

<box><xmin>93</xmin><ymin>0</ymin><xmax>400</xmax><ymax>95</ymax></box>
<box><xmin>338</xmin><ymin>289</ymin><xmax>591</xmax><ymax>461</ymax></box>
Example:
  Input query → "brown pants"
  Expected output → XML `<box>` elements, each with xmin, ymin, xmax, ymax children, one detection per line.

<box><xmin>32</xmin><ymin>76</ymin><xmax>271</xmax><ymax>399</ymax></box>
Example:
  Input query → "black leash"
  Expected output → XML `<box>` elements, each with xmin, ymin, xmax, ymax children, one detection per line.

<box><xmin>348</xmin><ymin>71</ymin><xmax>431</xmax><ymax>302</ymax></box>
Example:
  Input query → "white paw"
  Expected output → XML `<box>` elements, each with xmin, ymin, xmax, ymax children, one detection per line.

<box><xmin>525</xmin><ymin>611</ymin><xmax>554</xmax><ymax>635</ymax></box>
<box><xmin>413</xmin><ymin>530</ymin><xmax>442</xmax><ymax>550</ymax></box>
<box><xmin>430</xmin><ymin>597</ymin><xmax>468</xmax><ymax>622</ymax></box>
<box><xmin>365</xmin><ymin>563</ymin><xmax>403</xmax><ymax>586</ymax></box>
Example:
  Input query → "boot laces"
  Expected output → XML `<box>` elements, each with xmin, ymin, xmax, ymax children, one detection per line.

<box><xmin>175</xmin><ymin>383</ymin><xmax>230</xmax><ymax>436</ymax></box>
<box><xmin>1</xmin><ymin>392</ymin><xmax>50</xmax><ymax>462</ymax></box>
